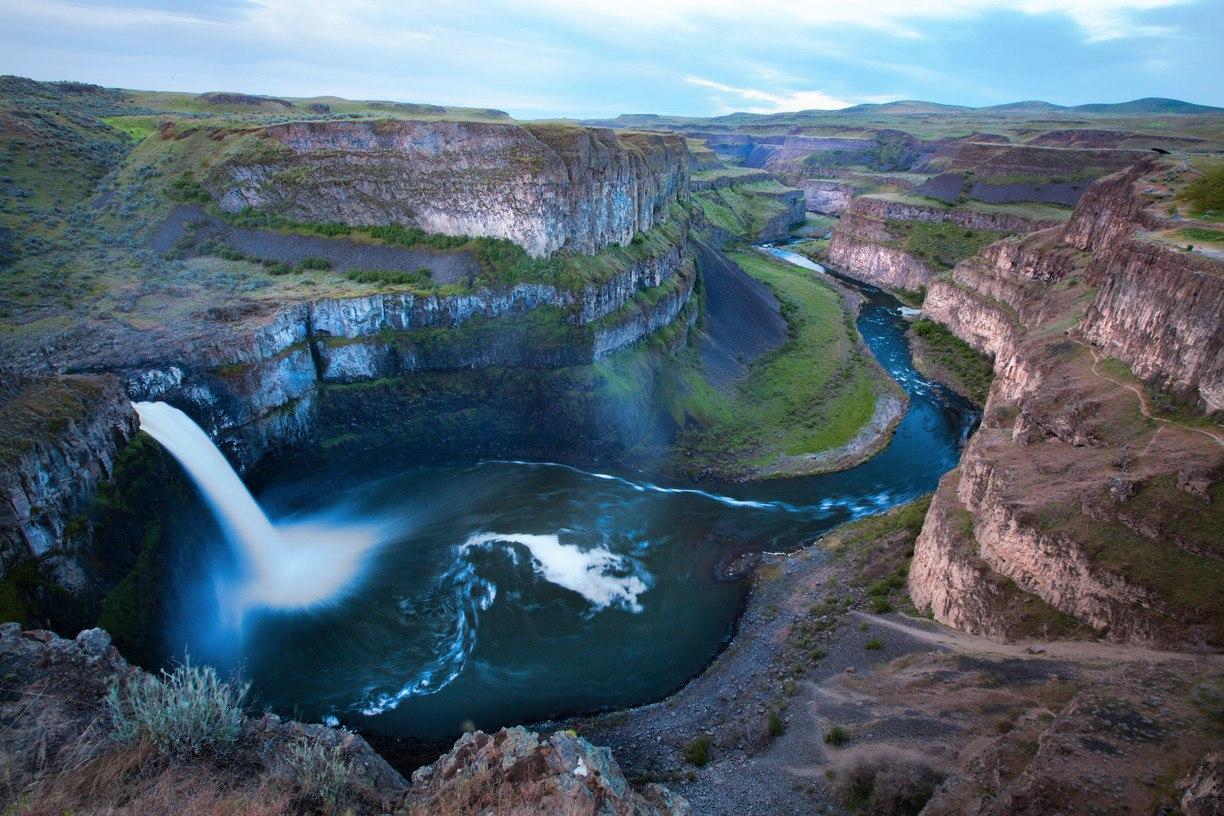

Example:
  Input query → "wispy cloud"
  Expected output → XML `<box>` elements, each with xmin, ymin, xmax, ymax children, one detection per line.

<box><xmin>684</xmin><ymin>75</ymin><xmax>853</xmax><ymax>113</ymax></box>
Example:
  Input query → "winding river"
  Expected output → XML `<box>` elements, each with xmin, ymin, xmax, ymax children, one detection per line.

<box><xmin>163</xmin><ymin>245</ymin><xmax>977</xmax><ymax>742</ymax></box>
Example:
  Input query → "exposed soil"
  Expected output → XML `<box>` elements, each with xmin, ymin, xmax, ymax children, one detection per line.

<box><xmin>152</xmin><ymin>204</ymin><xmax>483</xmax><ymax>285</ymax></box>
<box><xmin>550</xmin><ymin>516</ymin><xmax>1224</xmax><ymax>816</ymax></box>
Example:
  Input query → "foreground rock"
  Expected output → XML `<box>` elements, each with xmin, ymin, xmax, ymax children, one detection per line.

<box><xmin>407</xmin><ymin>727</ymin><xmax>689</xmax><ymax>816</ymax></box>
<box><xmin>0</xmin><ymin>623</ymin><xmax>686</xmax><ymax>816</ymax></box>
<box><xmin>555</xmin><ymin>500</ymin><xmax>1224</xmax><ymax>816</ymax></box>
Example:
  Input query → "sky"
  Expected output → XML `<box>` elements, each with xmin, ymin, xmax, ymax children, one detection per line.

<box><xmin>1</xmin><ymin>0</ymin><xmax>1222</xmax><ymax>119</ymax></box>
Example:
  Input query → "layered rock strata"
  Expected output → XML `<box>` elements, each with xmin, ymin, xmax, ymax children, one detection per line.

<box><xmin>827</xmin><ymin>195</ymin><xmax>1062</xmax><ymax>291</ymax></box>
<box><xmin>208</xmin><ymin>120</ymin><xmax>688</xmax><ymax>258</ymax></box>
<box><xmin>0</xmin><ymin>376</ymin><xmax>137</xmax><ymax>589</ymax></box>
<box><xmin>909</xmin><ymin>161</ymin><xmax>1224</xmax><ymax>650</ymax></box>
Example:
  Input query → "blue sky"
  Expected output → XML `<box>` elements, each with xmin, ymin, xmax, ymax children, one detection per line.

<box><xmin>1</xmin><ymin>0</ymin><xmax>1221</xmax><ymax>118</ymax></box>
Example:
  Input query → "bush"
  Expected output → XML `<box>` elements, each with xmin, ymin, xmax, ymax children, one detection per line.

<box><xmin>824</xmin><ymin>724</ymin><xmax>850</xmax><ymax>746</ymax></box>
<box><xmin>767</xmin><ymin>709</ymin><xmax>786</xmax><ymax>737</ymax></box>
<box><xmin>865</xmin><ymin>639</ymin><xmax>885</xmax><ymax>650</ymax></box>
<box><xmin>840</xmin><ymin>757</ymin><xmax>944</xmax><ymax>815</ymax></box>
<box><xmin>299</xmin><ymin>256</ymin><xmax>333</xmax><ymax>270</ymax></box>
<box><xmin>1182</xmin><ymin>165</ymin><xmax>1224</xmax><ymax>215</ymax></box>
<box><xmin>345</xmin><ymin>267</ymin><xmax>432</xmax><ymax>287</ymax></box>
<box><xmin>869</xmin><ymin>596</ymin><xmax>895</xmax><ymax>614</ymax></box>
<box><xmin>682</xmin><ymin>734</ymin><xmax>712</xmax><ymax>766</ymax></box>
<box><xmin>106</xmin><ymin>660</ymin><xmax>248</xmax><ymax>755</ymax></box>
<box><xmin>289</xmin><ymin>737</ymin><xmax>351</xmax><ymax>808</ymax></box>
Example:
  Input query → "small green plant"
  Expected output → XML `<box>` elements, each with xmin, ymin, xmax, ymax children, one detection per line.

<box><xmin>1182</xmin><ymin>165</ymin><xmax>1224</xmax><ymax>214</ymax></box>
<box><xmin>299</xmin><ymin>256</ymin><xmax>333</xmax><ymax>270</ymax></box>
<box><xmin>810</xmin><ymin>648</ymin><xmax>827</xmax><ymax>661</ymax></box>
<box><xmin>683</xmin><ymin>734</ymin><xmax>712</xmax><ymax>766</ymax></box>
<box><xmin>869</xmin><ymin>596</ymin><xmax>894</xmax><ymax>614</ymax></box>
<box><xmin>289</xmin><ymin>737</ymin><xmax>351</xmax><ymax>808</ymax></box>
<box><xmin>864</xmin><ymin>639</ymin><xmax>885</xmax><ymax>650</ymax></box>
<box><xmin>106</xmin><ymin>660</ymin><xmax>248</xmax><ymax>755</ymax></box>
<box><xmin>824</xmin><ymin>724</ymin><xmax>850</xmax><ymax>746</ymax></box>
<box><xmin>345</xmin><ymin>267</ymin><xmax>432</xmax><ymax>287</ymax></box>
<box><xmin>768</xmin><ymin>709</ymin><xmax>787</xmax><ymax>737</ymax></box>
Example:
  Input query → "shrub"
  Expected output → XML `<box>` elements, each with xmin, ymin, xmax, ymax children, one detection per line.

<box><xmin>839</xmin><ymin>757</ymin><xmax>944</xmax><ymax>816</ymax></box>
<box><xmin>810</xmin><ymin>648</ymin><xmax>827</xmax><ymax>661</ymax></box>
<box><xmin>106</xmin><ymin>660</ymin><xmax>248</xmax><ymax>755</ymax></box>
<box><xmin>288</xmin><ymin>737</ymin><xmax>351</xmax><ymax>808</ymax></box>
<box><xmin>299</xmin><ymin>256</ymin><xmax>333</xmax><ymax>270</ymax></box>
<box><xmin>167</xmin><ymin>171</ymin><xmax>210</xmax><ymax>204</ymax></box>
<box><xmin>1182</xmin><ymin>165</ymin><xmax>1224</xmax><ymax>215</ymax></box>
<box><xmin>824</xmin><ymin>724</ymin><xmax>850</xmax><ymax>746</ymax></box>
<box><xmin>767</xmin><ymin>709</ymin><xmax>786</xmax><ymax>737</ymax></box>
<box><xmin>345</xmin><ymin>267</ymin><xmax>432</xmax><ymax>287</ymax></box>
<box><xmin>869</xmin><ymin>596</ymin><xmax>895</xmax><ymax>614</ymax></box>
<box><xmin>682</xmin><ymin>734</ymin><xmax>712</xmax><ymax>766</ymax></box>
<box><xmin>865</xmin><ymin>639</ymin><xmax>885</xmax><ymax>650</ymax></box>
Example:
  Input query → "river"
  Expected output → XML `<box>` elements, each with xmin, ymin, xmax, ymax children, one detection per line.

<box><xmin>163</xmin><ymin>244</ymin><xmax>977</xmax><ymax>742</ymax></box>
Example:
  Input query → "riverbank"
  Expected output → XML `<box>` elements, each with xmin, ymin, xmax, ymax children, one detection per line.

<box><xmin>553</xmin><ymin>499</ymin><xmax>1224</xmax><ymax>816</ymax></box>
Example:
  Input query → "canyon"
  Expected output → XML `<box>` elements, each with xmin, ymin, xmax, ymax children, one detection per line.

<box><xmin>1</xmin><ymin>75</ymin><xmax>1222</xmax><ymax>816</ymax></box>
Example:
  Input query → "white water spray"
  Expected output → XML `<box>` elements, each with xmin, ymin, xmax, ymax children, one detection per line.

<box><xmin>133</xmin><ymin>401</ymin><xmax>379</xmax><ymax>618</ymax></box>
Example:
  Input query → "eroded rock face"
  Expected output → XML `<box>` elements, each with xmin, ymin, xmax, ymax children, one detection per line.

<box><xmin>908</xmin><ymin>161</ymin><xmax>1224</xmax><ymax>650</ymax></box>
<box><xmin>407</xmin><ymin>726</ymin><xmax>689</xmax><ymax>816</ymax></box>
<box><xmin>797</xmin><ymin>179</ymin><xmax>856</xmax><ymax>215</ymax></box>
<box><xmin>1080</xmin><ymin>240</ymin><xmax>1224</xmax><ymax>412</ymax></box>
<box><xmin>826</xmin><ymin>195</ymin><xmax>1062</xmax><ymax>291</ymax></box>
<box><xmin>209</xmin><ymin>120</ymin><xmax>688</xmax><ymax>258</ymax></box>
<box><xmin>0</xmin><ymin>376</ymin><xmax>137</xmax><ymax>588</ymax></box>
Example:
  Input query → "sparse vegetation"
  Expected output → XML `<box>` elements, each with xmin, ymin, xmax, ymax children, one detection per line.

<box><xmin>865</xmin><ymin>639</ymin><xmax>885</xmax><ymax>650</ymax></box>
<box><xmin>106</xmin><ymin>660</ymin><xmax>248</xmax><ymax>756</ymax></box>
<box><xmin>683</xmin><ymin>733</ymin><xmax>713</xmax><ymax>766</ymax></box>
<box><xmin>1181</xmin><ymin>165</ymin><xmax>1224</xmax><ymax>216</ymax></box>
<box><xmin>824</xmin><ymin>724</ymin><xmax>851</xmax><ymax>746</ymax></box>
<box><xmin>288</xmin><ymin>737</ymin><xmax>351</xmax><ymax>809</ymax></box>
<box><xmin>909</xmin><ymin>318</ymin><xmax>994</xmax><ymax>404</ymax></box>
<box><xmin>768</xmin><ymin>708</ymin><xmax>787</xmax><ymax>737</ymax></box>
<box><xmin>886</xmin><ymin>220</ymin><xmax>1004</xmax><ymax>271</ymax></box>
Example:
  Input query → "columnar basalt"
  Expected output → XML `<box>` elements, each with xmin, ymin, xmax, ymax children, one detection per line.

<box><xmin>0</xmin><ymin>376</ymin><xmax>137</xmax><ymax>589</ymax></box>
<box><xmin>208</xmin><ymin>120</ymin><xmax>689</xmax><ymax>258</ymax></box>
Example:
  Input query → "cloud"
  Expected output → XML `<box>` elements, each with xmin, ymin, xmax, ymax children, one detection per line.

<box><xmin>684</xmin><ymin>76</ymin><xmax>853</xmax><ymax>113</ymax></box>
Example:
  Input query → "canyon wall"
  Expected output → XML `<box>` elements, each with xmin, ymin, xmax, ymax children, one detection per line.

<box><xmin>208</xmin><ymin>120</ymin><xmax>688</xmax><ymax>258</ymax></box>
<box><xmin>0</xmin><ymin>376</ymin><xmax>137</xmax><ymax>590</ymax></box>
<box><xmin>826</xmin><ymin>195</ymin><xmax>1063</xmax><ymax>291</ymax></box>
<box><xmin>909</xmin><ymin>161</ymin><xmax>1224</xmax><ymax>650</ymax></box>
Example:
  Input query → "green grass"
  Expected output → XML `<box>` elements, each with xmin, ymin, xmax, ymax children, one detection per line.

<box><xmin>669</xmin><ymin>249</ymin><xmax>890</xmax><ymax>476</ymax></box>
<box><xmin>1179</xmin><ymin>226</ymin><xmax>1224</xmax><ymax>245</ymax></box>
<box><xmin>909</xmin><ymin>318</ymin><xmax>995</xmax><ymax>404</ymax></box>
<box><xmin>1181</xmin><ymin>165</ymin><xmax>1224</xmax><ymax>214</ymax></box>
<box><xmin>100</xmin><ymin>115</ymin><xmax>159</xmax><ymax>141</ymax></box>
<box><xmin>824</xmin><ymin>725</ymin><xmax>851</xmax><ymax>746</ymax></box>
<box><xmin>885</xmin><ymin>220</ymin><xmax>1005</xmax><ymax>271</ymax></box>
<box><xmin>692</xmin><ymin>186</ymin><xmax>790</xmax><ymax>239</ymax></box>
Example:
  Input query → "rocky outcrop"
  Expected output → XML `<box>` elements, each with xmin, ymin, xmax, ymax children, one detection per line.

<box><xmin>797</xmin><ymin>179</ymin><xmax>856</xmax><ymax>214</ymax></box>
<box><xmin>909</xmin><ymin>160</ymin><xmax>1224</xmax><ymax>650</ymax></box>
<box><xmin>407</xmin><ymin>726</ymin><xmax>688</xmax><ymax>816</ymax></box>
<box><xmin>1080</xmin><ymin>240</ymin><xmax>1224</xmax><ymax>412</ymax></box>
<box><xmin>826</xmin><ymin>195</ymin><xmax>1061</xmax><ymax>291</ymax></box>
<box><xmin>208</xmin><ymin>120</ymin><xmax>688</xmax><ymax>258</ymax></box>
<box><xmin>0</xmin><ymin>376</ymin><xmax>137</xmax><ymax>588</ymax></box>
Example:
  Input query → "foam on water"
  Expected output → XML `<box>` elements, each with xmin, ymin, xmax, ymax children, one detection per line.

<box><xmin>463</xmin><ymin>531</ymin><xmax>650</xmax><ymax>612</ymax></box>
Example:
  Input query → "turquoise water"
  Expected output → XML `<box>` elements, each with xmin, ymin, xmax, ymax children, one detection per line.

<box><xmin>166</xmin><ymin>247</ymin><xmax>977</xmax><ymax>741</ymax></box>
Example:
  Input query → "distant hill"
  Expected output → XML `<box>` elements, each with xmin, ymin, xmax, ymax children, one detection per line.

<box><xmin>840</xmin><ymin>100</ymin><xmax>973</xmax><ymax>115</ymax></box>
<box><xmin>978</xmin><ymin>100</ymin><xmax>1067</xmax><ymax>115</ymax></box>
<box><xmin>1069</xmin><ymin>97</ymin><xmax>1223</xmax><ymax>114</ymax></box>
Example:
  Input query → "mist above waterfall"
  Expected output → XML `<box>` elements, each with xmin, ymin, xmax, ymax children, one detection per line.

<box><xmin>133</xmin><ymin>401</ymin><xmax>383</xmax><ymax>620</ymax></box>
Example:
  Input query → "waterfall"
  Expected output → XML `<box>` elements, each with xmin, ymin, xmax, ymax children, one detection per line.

<box><xmin>133</xmin><ymin>401</ymin><xmax>380</xmax><ymax>617</ymax></box>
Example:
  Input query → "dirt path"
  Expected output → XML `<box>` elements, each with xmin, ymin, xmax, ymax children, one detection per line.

<box><xmin>1075</xmin><ymin>337</ymin><xmax>1223</xmax><ymax>448</ymax></box>
<box><xmin>850</xmin><ymin>610</ymin><xmax>1224</xmax><ymax>666</ymax></box>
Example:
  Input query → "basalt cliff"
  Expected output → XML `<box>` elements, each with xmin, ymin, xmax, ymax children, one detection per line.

<box><xmin>210</xmin><ymin>120</ymin><xmax>688</xmax><ymax>258</ymax></box>
<box><xmin>908</xmin><ymin>160</ymin><xmax>1224</xmax><ymax>650</ymax></box>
